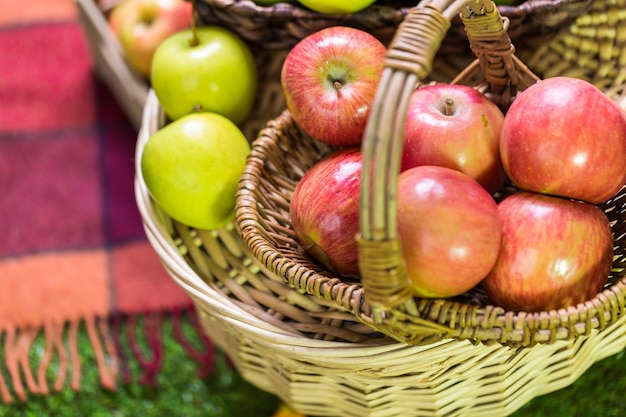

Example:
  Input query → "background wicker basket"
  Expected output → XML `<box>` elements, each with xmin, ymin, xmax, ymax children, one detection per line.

<box><xmin>135</xmin><ymin>1</ymin><xmax>626</xmax><ymax>416</ymax></box>
<box><xmin>196</xmin><ymin>0</ymin><xmax>593</xmax><ymax>50</ymax></box>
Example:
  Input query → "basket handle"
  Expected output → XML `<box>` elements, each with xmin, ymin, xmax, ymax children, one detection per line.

<box><xmin>453</xmin><ymin>2</ymin><xmax>540</xmax><ymax>109</ymax></box>
<box><xmin>357</xmin><ymin>0</ymin><xmax>513</xmax><ymax>326</ymax></box>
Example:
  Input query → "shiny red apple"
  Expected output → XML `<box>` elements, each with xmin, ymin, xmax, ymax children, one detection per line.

<box><xmin>483</xmin><ymin>191</ymin><xmax>613</xmax><ymax>312</ymax></box>
<box><xmin>289</xmin><ymin>147</ymin><xmax>362</xmax><ymax>276</ymax></box>
<box><xmin>402</xmin><ymin>84</ymin><xmax>507</xmax><ymax>194</ymax></box>
<box><xmin>500</xmin><ymin>76</ymin><xmax>626</xmax><ymax>204</ymax></box>
<box><xmin>280</xmin><ymin>26</ymin><xmax>387</xmax><ymax>146</ymax></box>
<box><xmin>397</xmin><ymin>165</ymin><xmax>502</xmax><ymax>298</ymax></box>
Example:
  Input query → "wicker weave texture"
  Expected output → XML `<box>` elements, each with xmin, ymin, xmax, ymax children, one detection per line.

<box><xmin>522</xmin><ymin>0</ymin><xmax>626</xmax><ymax>105</ymax></box>
<box><xmin>202</xmin><ymin>309</ymin><xmax>626</xmax><ymax>417</ymax></box>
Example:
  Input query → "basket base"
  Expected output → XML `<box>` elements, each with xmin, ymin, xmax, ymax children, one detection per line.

<box><xmin>190</xmin><ymin>293</ymin><xmax>626</xmax><ymax>417</ymax></box>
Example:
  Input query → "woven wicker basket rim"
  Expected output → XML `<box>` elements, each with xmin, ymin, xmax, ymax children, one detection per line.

<box><xmin>237</xmin><ymin>107</ymin><xmax>626</xmax><ymax>346</ymax></box>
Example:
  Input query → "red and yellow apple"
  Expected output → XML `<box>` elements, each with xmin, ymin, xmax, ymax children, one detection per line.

<box><xmin>108</xmin><ymin>0</ymin><xmax>192</xmax><ymax>78</ymax></box>
<box><xmin>500</xmin><ymin>76</ymin><xmax>626</xmax><ymax>204</ymax></box>
<box><xmin>281</xmin><ymin>26</ymin><xmax>387</xmax><ymax>146</ymax></box>
<box><xmin>402</xmin><ymin>84</ymin><xmax>507</xmax><ymax>194</ymax></box>
<box><xmin>289</xmin><ymin>147</ymin><xmax>362</xmax><ymax>277</ymax></box>
<box><xmin>397</xmin><ymin>165</ymin><xmax>502</xmax><ymax>298</ymax></box>
<box><xmin>483</xmin><ymin>191</ymin><xmax>613</xmax><ymax>312</ymax></box>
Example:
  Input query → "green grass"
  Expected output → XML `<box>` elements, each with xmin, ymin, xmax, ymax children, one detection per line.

<box><xmin>512</xmin><ymin>349</ymin><xmax>626</xmax><ymax>417</ymax></box>
<box><xmin>0</xmin><ymin>315</ymin><xmax>624</xmax><ymax>417</ymax></box>
<box><xmin>0</xmin><ymin>317</ymin><xmax>279</xmax><ymax>417</ymax></box>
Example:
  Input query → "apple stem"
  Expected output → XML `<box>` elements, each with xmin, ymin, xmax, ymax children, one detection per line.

<box><xmin>333</xmin><ymin>80</ymin><xmax>343</xmax><ymax>91</ymax></box>
<box><xmin>444</xmin><ymin>98</ymin><xmax>454</xmax><ymax>116</ymax></box>
<box><xmin>190</xmin><ymin>0</ymin><xmax>199</xmax><ymax>47</ymax></box>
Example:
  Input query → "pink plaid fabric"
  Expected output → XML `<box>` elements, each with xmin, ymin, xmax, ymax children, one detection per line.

<box><xmin>0</xmin><ymin>0</ymin><xmax>213</xmax><ymax>403</ymax></box>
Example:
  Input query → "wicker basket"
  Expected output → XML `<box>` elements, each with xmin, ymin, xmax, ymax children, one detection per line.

<box><xmin>196</xmin><ymin>0</ymin><xmax>593</xmax><ymax>49</ymax></box>
<box><xmin>237</xmin><ymin>0</ymin><xmax>626</xmax><ymax>347</ymax></box>
<box><xmin>75</xmin><ymin>0</ymin><xmax>149</xmax><ymax>130</ymax></box>
<box><xmin>135</xmin><ymin>1</ymin><xmax>626</xmax><ymax>416</ymax></box>
<box><xmin>136</xmin><ymin>91</ymin><xmax>626</xmax><ymax>417</ymax></box>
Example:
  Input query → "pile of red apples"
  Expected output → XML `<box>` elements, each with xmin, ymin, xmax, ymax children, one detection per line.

<box><xmin>284</xmin><ymin>26</ymin><xmax>626</xmax><ymax>312</ymax></box>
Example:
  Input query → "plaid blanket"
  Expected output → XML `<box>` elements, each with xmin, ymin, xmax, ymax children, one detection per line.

<box><xmin>0</xmin><ymin>0</ymin><xmax>214</xmax><ymax>403</ymax></box>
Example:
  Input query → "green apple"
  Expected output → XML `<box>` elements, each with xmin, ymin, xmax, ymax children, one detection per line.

<box><xmin>150</xmin><ymin>25</ymin><xmax>257</xmax><ymax>125</ymax></box>
<box><xmin>296</xmin><ymin>0</ymin><xmax>376</xmax><ymax>13</ymax></box>
<box><xmin>141</xmin><ymin>112</ymin><xmax>251</xmax><ymax>230</ymax></box>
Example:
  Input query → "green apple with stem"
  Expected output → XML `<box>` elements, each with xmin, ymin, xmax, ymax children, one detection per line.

<box><xmin>150</xmin><ymin>7</ymin><xmax>257</xmax><ymax>124</ymax></box>
<box><xmin>141</xmin><ymin>112</ymin><xmax>251</xmax><ymax>230</ymax></box>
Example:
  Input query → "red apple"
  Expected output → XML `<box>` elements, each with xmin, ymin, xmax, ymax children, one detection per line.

<box><xmin>397</xmin><ymin>165</ymin><xmax>502</xmax><ymax>298</ymax></box>
<box><xmin>108</xmin><ymin>0</ymin><xmax>192</xmax><ymax>78</ymax></box>
<box><xmin>483</xmin><ymin>191</ymin><xmax>613</xmax><ymax>312</ymax></box>
<box><xmin>289</xmin><ymin>147</ymin><xmax>361</xmax><ymax>276</ymax></box>
<box><xmin>280</xmin><ymin>26</ymin><xmax>387</xmax><ymax>146</ymax></box>
<box><xmin>402</xmin><ymin>84</ymin><xmax>507</xmax><ymax>194</ymax></box>
<box><xmin>500</xmin><ymin>76</ymin><xmax>626</xmax><ymax>204</ymax></box>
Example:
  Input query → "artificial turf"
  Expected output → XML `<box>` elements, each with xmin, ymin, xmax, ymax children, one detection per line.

<box><xmin>1</xmin><ymin>316</ymin><xmax>624</xmax><ymax>417</ymax></box>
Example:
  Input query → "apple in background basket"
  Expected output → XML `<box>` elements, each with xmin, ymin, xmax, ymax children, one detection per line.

<box><xmin>151</xmin><ymin>25</ymin><xmax>257</xmax><ymax>124</ymax></box>
<box><xmin>290</xmin><ymin>147</ymin><xmax>362</xmax><ymax>277</ymax></box>
<box><xmin>397</xmin><ymin>165</ymin><xmax>502</xmax><ymax>298</ymax></box>
<box><xmin>253</xmin><ymin>0</ymin><xmax>297</xmax><ymax>4</ymax></box>
<box><xmin>108</xmin><ymin>0</ymin><xmax>192</xmax><ymax>78</ymax></box>
<box><xmin>296</xmin><ymin>0</ymin><xmax>376</xmax><ymax>14</ymax></box>
<box><xmin>281</xmin><ymin>26</ymin><xmax>387</xmax><ymax>146</ymax></box>
<box><xmin>402</xmin><ymin>84</ymin><xmax>507</xmax><ymax>195</ymax></box>
<box><xmin>500</xmin><ymin>76</ymin><xmax>626</xmax><ymax>204</ymax></box>
<box><xmin>483</xmin><ymin>191</ymin><xmax>613</xmax><ymax>312</ymax></box>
